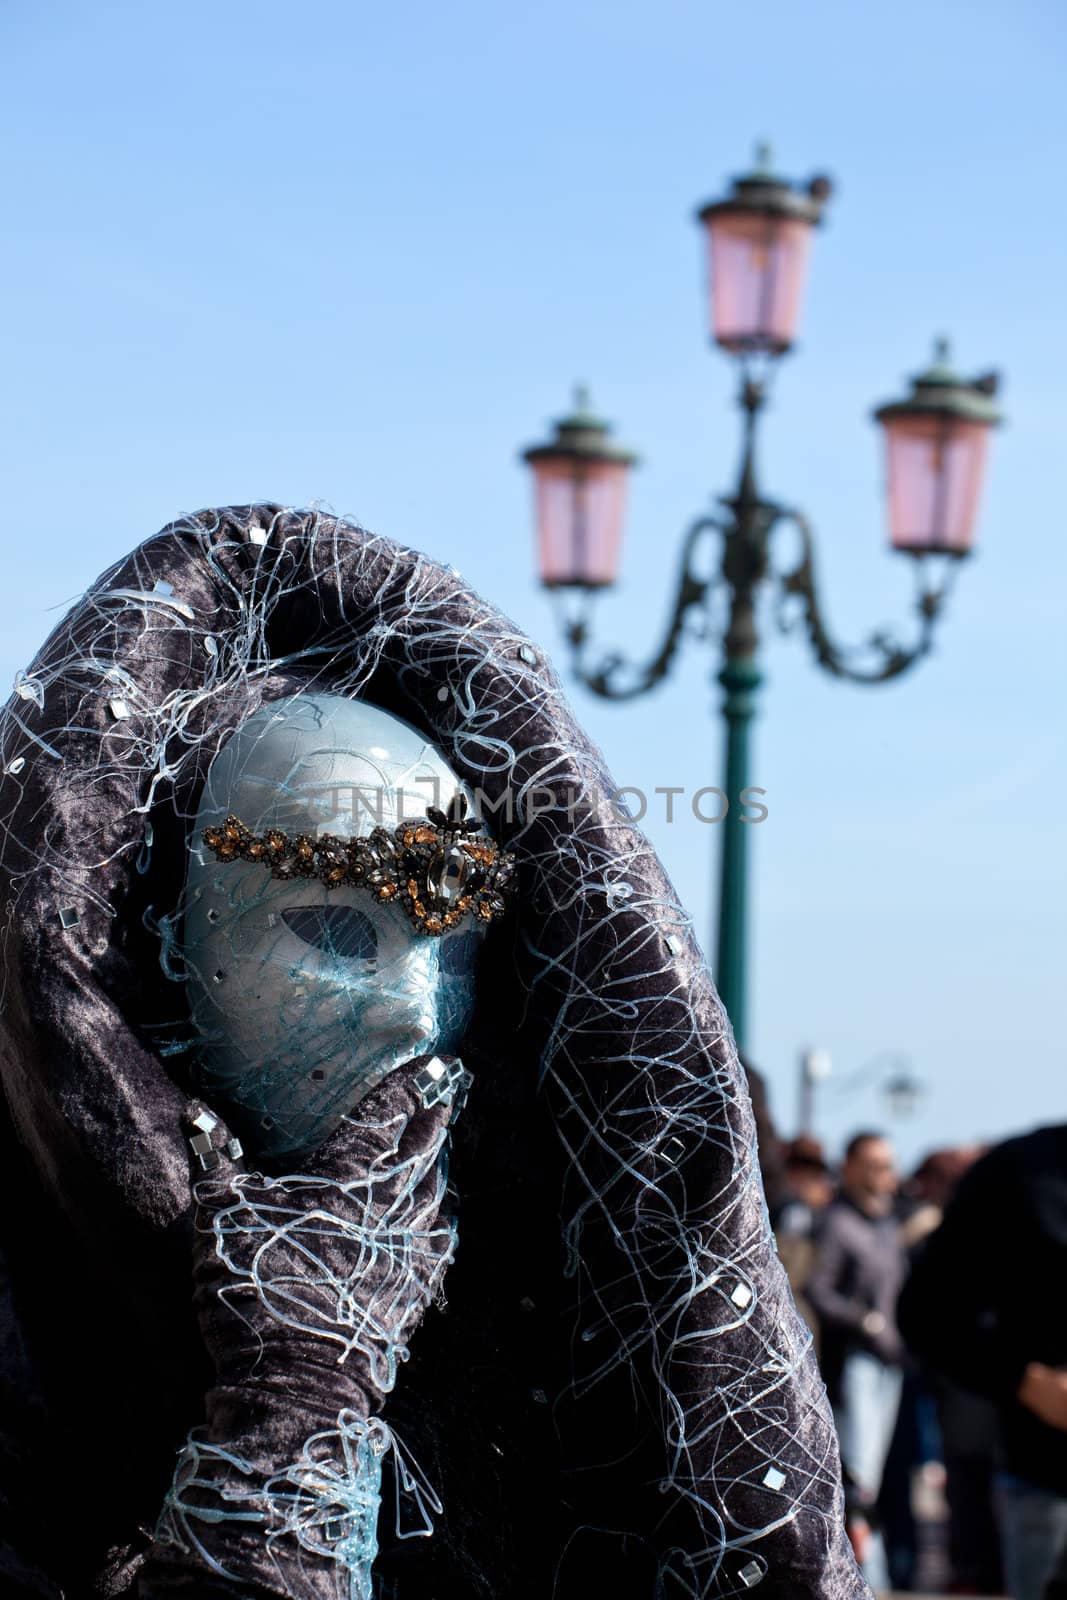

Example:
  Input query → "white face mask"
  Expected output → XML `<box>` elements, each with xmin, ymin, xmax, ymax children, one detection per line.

<box><xmin>182</xmin><ymin>694</ymin><xmax>485</xmax><ymax>1160</ymax></box>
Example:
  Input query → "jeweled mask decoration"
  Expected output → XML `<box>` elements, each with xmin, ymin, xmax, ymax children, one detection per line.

<box><xmin>202</xmin><ymin>797</ymin><xmax>514</xmax><ymax>937</ymax></box>
<box><xmin>183</xmin><ymin>693</ymin><xmax>507</xmax><ymax>1160</ymax></box>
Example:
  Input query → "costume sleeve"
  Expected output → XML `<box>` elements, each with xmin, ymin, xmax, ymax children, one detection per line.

<box><xmin>139</xmin><ymin>1060</ymin><xmax>457</xmax><ymax>1600</ymax></box>
<box><xmin>897</xmin><ymin>1143</ymin><xmax>1026</xmax><ymax>1402</ymax></box>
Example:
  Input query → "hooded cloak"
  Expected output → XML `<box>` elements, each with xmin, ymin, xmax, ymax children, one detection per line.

<box><xmin>0</xmin><ymin>504</ymin><xmax>866</xmax><ymax>1599</ymax></box>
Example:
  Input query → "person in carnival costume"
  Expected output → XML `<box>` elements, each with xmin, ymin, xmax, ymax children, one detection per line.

<box><xmin>0</xmin><ymin>505</ymin><xmax>868</xmax><ymax>1600</ymax></box>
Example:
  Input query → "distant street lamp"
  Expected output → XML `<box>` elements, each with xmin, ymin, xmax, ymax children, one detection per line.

<box><xmin>521</xmin><ymin>143</ymin><xmax>1003</xmax><ymax>1051</ymax></box>
<box><xmin>796</xmin><ymin>1049</ymin><xmax>923</xmax><ymax>1137</ymax></box>
<box><xmin>883</xmin><ymin>1066</ymin><xmax>924</xmax><ymax>1119</ymax></box>
<box><xmin>797</xmin><ymin>1047</ymin><xmax>833</xmax><ymax>1136</ymax></box>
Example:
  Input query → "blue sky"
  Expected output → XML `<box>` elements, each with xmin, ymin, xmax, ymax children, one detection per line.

<box><xmin>1</xmin><ymin>0</ymin><xmax>1064</xmax><ymax>1165</ymax></box>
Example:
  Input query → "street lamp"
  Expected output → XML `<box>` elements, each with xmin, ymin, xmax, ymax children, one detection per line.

<box><xmin>883</xmin><ymin>1066</ymin><xmax>924</xmax><ymax>1119</ymax></box>
<box><xmin>797</xmin><ymin>1047</ymin><xmax>833</xmax><ymax>1136</ymax></box>
<box><xmin>799</xmin><ymin>1049</ymin><xmax>924</xmax><ymax>1137</ymax></box>
<box><xmin>695</xmin><ymin>140</ymin><xmax>830</xmax><ymax>355</ymax></box>
<box><xmin>522</xmin><ymin>386</ymin><xmax>638</xmax><ymax>588</ymax></box>
<box><xmin>874</xmin><ymin>338</ymin><xmax>1001</xmax><ymax>556</ymax></box>
<box><xmin>520</xmin><ymin>143</ymin><xmax>1003</xmax><ymax>1052</ymax></box>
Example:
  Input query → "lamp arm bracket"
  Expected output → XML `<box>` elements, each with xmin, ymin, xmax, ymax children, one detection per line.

<box><xmin>772</xmin><ymin>508</ymin><xmax>961</xmax><ymax>685</ymax></box>
<box><xmin>560</xmin><ymin>513</ymin><xmax>728</xmax><ymax>701</ymax></box>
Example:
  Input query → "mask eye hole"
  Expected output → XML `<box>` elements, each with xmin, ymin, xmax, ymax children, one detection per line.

<box><xmin>439</xmin><ymin>929</ymin><xmax>482</xmax><ymax>976</ymax></box>
<box><xmin>282</xmin><ymin>905</ymin><xmax>378</xmax><ymax>961</ymax></box>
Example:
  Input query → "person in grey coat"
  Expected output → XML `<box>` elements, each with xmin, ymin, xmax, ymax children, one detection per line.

<box><xmin>807</xmin><ymin>1131</ymin><xmax>906</xmax><ymax>1590</ymax></box>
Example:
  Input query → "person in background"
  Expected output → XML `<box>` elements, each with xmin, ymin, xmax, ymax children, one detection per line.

<box><xmin>778</xmin><ymin>1135</ymin><xmax>836</xmax><ymax>1234</ymax></box>
<box><xmin>1044</xmin><ymin>1535</ymin><xmax>1067</xmax><ymax>1600</ymax></box>
<box><xmin>900</xmin><ymin>1147</ymin><xmax>980</xmax><ymax>1251</ymax></box>
<box><xmin>739</xmin><ymin>1054</ymin><xmax>787</xmax><ymax>1218</ymax></box>
<box><xmin>774</xmin><ymin>1137</ymin><xmax>835</xmax><ymax>1354</ymax></box>
<box><xmin>807</xmin><ymin>1130</ymin><xmax>906</xmax><ymax>1590</ymax></box>
<box><xmin>902</xmin><ymin>1148</ymin><xmax>1003</xmax><ymax>1595</ymax></box>
<box><xmin>898</xmin><ymin>1124</ymin><xmax>1067</xmax><ymax>1600</ymax></box>
<box><xmin>881</xmin><ymin>1146</ymin><xmax>1002</xmax><ymax>1594</ymax></box>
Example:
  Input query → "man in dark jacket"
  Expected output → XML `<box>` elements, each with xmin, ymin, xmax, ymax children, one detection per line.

<box><xmin>807</xmin><ymin>1132</ymin><xmax>906</xmax><ymax>1589</ymax></box>
<box><xmin>898</xmin><ymin>1124</ymin><xmax>1067</xmax><ymax>1600</ymax></box>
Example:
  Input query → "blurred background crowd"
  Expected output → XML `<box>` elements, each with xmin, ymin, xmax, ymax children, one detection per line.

<box><xmin>745</xmin><ymin>1056</ymin><xmax>1067</xmax><ymax>1600</ymax></box>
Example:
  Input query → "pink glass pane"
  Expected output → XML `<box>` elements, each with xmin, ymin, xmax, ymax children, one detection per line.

<box><xmin>531</xmin><ymin>459</ymin><xmax>630</xmax><ymax>585</ymax></box>
<box><xmin>882</xmin><ymin>416</ymin><xmax>990</xmax><ymax>554</ymax></box>
<box><xmin>705</xmin><ymin>213</ymin><xmax>812</xmax><ymax>351</ymax></box>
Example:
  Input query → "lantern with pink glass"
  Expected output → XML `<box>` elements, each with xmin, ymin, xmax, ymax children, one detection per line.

<box><xmin>874</xmin><ymin>338</ymin><xmax>1001</xmax><ymax>558</ymax></box>
<box><xmin>522</xmin><ymin>386</ymin><xmax>638</xmax><ymax>590</ymax></box>
<box><xmin>695</xmin><ymin>142</ymin><xmax>831</xmax><ymax>355</ymax></box>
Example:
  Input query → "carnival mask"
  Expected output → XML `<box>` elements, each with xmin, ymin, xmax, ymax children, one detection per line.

<box><xmin>183</xmin><ymin>693</ymin><xmax>511</xmax><ymax>1160</ymax></box>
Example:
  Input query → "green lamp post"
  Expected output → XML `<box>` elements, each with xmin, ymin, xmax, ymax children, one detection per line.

<box><xmin>520</xmin><ymin>145</ymin><xmax>1003</xmax><ymax>1053</ymax></box>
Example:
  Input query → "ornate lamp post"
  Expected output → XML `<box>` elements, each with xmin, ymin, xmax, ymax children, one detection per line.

<box><xmin>521</xmin><ymin>145</ymin><xmax>1003</xmax><ymax>1052</ymax></box>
